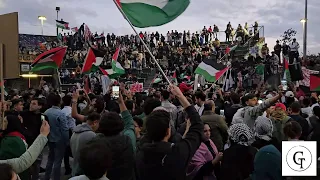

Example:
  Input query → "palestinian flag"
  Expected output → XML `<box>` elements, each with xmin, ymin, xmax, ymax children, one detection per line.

<box><xmin>283</xmin><ymin>57</ymin><xmax>291</xmax><ymax>82</ymax></box>
<box><xmin>82</xmin><ymin>48</ymin><xmax>106</xmax><ymax>74</ymax></box>
<box><xmin>310</xmin><ymin>74</ymin><xmax>320</xmax><ymax>91</ymax></box>
<box><xmin>115</xmin><ymin>0</ymin><xmax>190</xmax><ymax>28</ymax></box>
<box><xmin>194</xmin><ymin>59</ymin><xmax>229</xmax><ymax>82</ymax></box>
<box><xmin>31</xmin><ymin>47</ymin><xmax>67</xmax><ymax>72</ymax></box>
<box><xmin>71</xmin><ymin>27</ymin><xmax>78</xmax><ymax>32</ymax></box>
<box><xmin>225</xmin><ymin>45</ymin><xmax>238</xmax><ymax>54</ymax></box>
<box><xmin>255</xmin><ymin>64</ymin><xmax>265</xmax><ymax>75</ymax></box>
<box><xmin>152</xmin><ymin>77</ymin><xmax>162</xmax><ymax>84</ymax></box>
<box><xmin>56</xmin><ymin>20</ymin><xmax>69</xmax><ymax>30</ymax></box>
<box><xmin>112</xmin><ymin>47</ymin><xmax>125</xmax><ymax>75</ymax></box>
<box><xmin>172</xmin><ymin>71</ymin><xmax>177</xmax><ymax>84</ymax></box>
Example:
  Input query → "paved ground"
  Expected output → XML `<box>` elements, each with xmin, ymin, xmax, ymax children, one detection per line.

<box><xmin>38</xmin><ymin>146</ymin><xmax>73</xmax><ymax>180</ymax></box>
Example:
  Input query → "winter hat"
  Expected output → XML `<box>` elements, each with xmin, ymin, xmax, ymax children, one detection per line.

<box><xmin>252</xmin><ymin>145</ymin><xmax>282</xmax><ymax>180</ymax></box>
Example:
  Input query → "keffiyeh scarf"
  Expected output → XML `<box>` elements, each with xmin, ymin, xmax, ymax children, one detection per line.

<box><xmin>228</xmin><ymin>123</ymin><xmax>253</xmax><ymax>146</ymax></box>
<box><xmin>254</xmin><ymin>116</ymin><xmax>273</xmax><ymax>141</ymax></box>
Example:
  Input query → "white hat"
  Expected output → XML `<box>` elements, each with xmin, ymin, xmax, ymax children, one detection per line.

<box><xmin>285</xmin><ymin>91</ymin><xmax>294</xmax><ymax>98</ymax></box>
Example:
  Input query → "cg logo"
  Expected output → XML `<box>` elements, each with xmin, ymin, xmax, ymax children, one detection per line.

<box><xmin>286</xmin><ymin>145</ymin><xmax>313</xmax><ymax>172</ymax></box>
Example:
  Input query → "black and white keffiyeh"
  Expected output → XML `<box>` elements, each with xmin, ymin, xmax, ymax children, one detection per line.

<box><xmin>228</xmin><ymin>123</ymin><xmax>253</xmax><ymax>146</ymax></box>
<box><xmin>254</xmin><ymin>116</ymin><xmax>273</xmax><ymax>141</ymax></box>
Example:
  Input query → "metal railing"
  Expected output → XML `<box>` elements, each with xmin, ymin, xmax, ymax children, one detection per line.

<box><xmin>217</xmin><ymin>26</ymin><xmax>265</xmax><ymax>64</ymax></box>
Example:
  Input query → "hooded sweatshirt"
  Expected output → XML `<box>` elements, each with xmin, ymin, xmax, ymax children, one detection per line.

<box><xmin>70</xmin><ymin>123</ymin><xmax>96</xmax><ymax>176</ymax></box>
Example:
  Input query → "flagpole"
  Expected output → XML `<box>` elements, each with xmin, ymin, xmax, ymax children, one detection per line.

<box><xmin>112</xmin><ymin>0</ymin><xmax>171</xmax><ymax>84</ymax></box>
<box><xmin>0</xmin><ymin>43</ymin><xmax>5</xmax><ymax>130</ymax></box>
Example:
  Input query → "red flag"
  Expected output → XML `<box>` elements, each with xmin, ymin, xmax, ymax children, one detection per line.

<box><xmin>84</xmin><ymin>76</ymin><xmax>92</xmax><ymax>93</ymax></box>
<box><xmin>310</xmin><ymin>74</ymin><xmax>320</xmax><ymax>91</ymax></box>
<box><xmin>173</xmin><ymin>71</ymin><xmax>176</xmax><ymax>79</ymax></box>
<box><xmin>99</xmin><ymin>67</ymin><xmax>108</xmax><ymax>76</ymax></box>
<box><xmin>225</xmin><ymin>46</ymin><xmax>231</xmax><ymax>54</ymax></box>
<box><xmin>112</xmin><ymin>47</ymin><xmax>120</xmax><ymax>61</ymax></box>
<box><xmin>82</xmin><ymin>48</ymin><xmax>96</xmax><ymax>73</ymax></box>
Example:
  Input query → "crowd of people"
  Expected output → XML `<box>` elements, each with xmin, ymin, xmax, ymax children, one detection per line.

<box><xmin>19</xmin><ymin>21</ymin><xmax>266</xmax><ymax>86</ymax></box>
<box><xmin>5</xmin><ymin>21</ymin><xmax>319</xmax><ymax>180</ymax></box>
<box><xmin>0</xmin><ymin>76</ymin><xmax>320</xmax><ymax>180</ymax></box>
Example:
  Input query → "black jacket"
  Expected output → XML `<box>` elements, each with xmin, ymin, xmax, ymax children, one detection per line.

<box><xmin>135</xmin><ymin>106</ymin><xmax>203</xmax><ymax>180</ymax></box>
<box><xmin>20</xmin><ymin>111</ymin><xmax>42</xmax><ymax>146</ymax></box>
<box><xmin>93</xmin><ymin>134</ymin><xmax>135</xmax><ymax>180</ymax></box>
<box><xmin>289</xmin><ymin>115</ymin><xmax>310</xmax><ymax>140</ymax></box>
<box><xmin>220</xmin><ymin>144</ymin><xmax>257</xmax><ymax>180</ymax></box>
<box><xmin>224</xmin><ymin>104</ymin><xmax>242</xmax><ymax>126</ymax></box>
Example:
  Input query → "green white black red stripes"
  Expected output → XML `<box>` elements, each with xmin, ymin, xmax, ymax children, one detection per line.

<box><xmin>82</xmin><ymin>48</ymin><xmax>107</xmax><ymax>74</ymax></box>
<box><xmin>194</xmin><ymin>59</ymin><xmax>229</xmax><ymax>82</ymax></box>
<box><xmin>112</xmin><ymin>47</ymin><xmax>125</xmax><ymax>75</ymax></box>
<box><xmin>31</xmin><ymin>47</ymin><xmax>67</xmax><ymax>72</ymax></box>
<box><xmin>283</xmin><ymin>56</ymin><xmax>291</xmax><ymax>82</ymax></box>
<box><xmin>56</xmin><ymin>20</ymin><xmax>69</xmax><ymax>30</ymax></box>
<box><xmin>116</xmin><ymin>0</ymin><xmax>190</xmax><ymax>28</ymax></box>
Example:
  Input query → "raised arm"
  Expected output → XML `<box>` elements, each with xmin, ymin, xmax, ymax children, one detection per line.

<box><xmin>170</xmin><ymin>85</ymin><xmax>203</xmax><ymax>161</ymax></box>
<box><xmin>3</xmin><ymin>120</ymin><xmax>50</xmax><ymax>173</ymax></box>
<box><xmin>118</xmin><ymin>91</ymin><xmax>136</xmax><ymax>152</ymax></box>
<box><xmin>71</xmin><ymin>90</ymin><xmax>86</xmax><ymax>122</ymax></box>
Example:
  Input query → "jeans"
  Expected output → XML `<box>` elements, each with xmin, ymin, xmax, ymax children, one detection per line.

<box><xmin>44</xmin><ymin>142</ymin><xmax>67</xmax><ymax>180</ymax></box>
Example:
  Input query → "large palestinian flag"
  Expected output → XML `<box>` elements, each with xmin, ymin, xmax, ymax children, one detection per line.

<box><xmin>82</xmin><ymin>48</ymin><xmax>108</xmax><ymax>75</ymax></box>
<box><xmin>31</xmin><ymin>47</ymin><xmax>67</xmax><ymax>72</ymax></box>
<box><xmin>194</xmin><ymin>59</ymin><xmax>229</xmax><ymax>82</ymax></box>
<box><xmin>115</xmin><ymin>0</ymin><xmax>190</xmax><ymax>28</ymax></box>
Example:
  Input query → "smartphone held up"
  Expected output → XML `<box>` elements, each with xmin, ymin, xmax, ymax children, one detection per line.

<box><xmin>112</xmin><ymin>86</ymin><xmax>120</xmax><ymax>99</ymax></box>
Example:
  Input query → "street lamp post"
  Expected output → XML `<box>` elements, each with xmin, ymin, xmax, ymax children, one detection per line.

<box><xmin>38</xmin><ymin>16</ymin><xmax>47</xmax><ymax>35</ymax></box>
<box><xmin>300</xmin><ymin>0</ymin><xmax>308</xmax><ymax>61</ymax></box>
<box><xmin>56</xmin><ymin>7</ymin><xmax>60</xmax><ymax>36</ymax></box>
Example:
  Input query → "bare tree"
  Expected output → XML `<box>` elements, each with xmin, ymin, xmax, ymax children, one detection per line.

<box><xmin>280</xmin><ymin>28</ymin><xmax>297</xmax><ymax>43</ymax></box>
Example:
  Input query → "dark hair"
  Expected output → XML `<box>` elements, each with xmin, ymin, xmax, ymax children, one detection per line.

<box><xmin>195</xmin><ymin>91</ymin><xmax>206</xmax><ymax>101</ymax></box>
<box><xmin>62</xmin><ymin>95</ymin><xmax>72</xmax><ymax>107</ymax></box>
<box><xmin>79</xmin><ymin>140</ymin><xmax>112</xmax><ymax>179</ymax></box>
<box><xmin>313</xmin><ymin>106</ymin><xmax>320</xmax><ymax>117</ymax></box>
<box><xmin>230</xmin><ymin>93</ymin><xmax>240</xmax><ymax>104</ymax></box>
<box><xmin>204</xmin><ymin>103</ymin><xmax>212</xmax><ymax>111</ymax></box>
<box><xmin>5</xmin><ymin>115</ymin><xmax>23</xmax><ymax>135</ymax></box>
<box><xmin>290</xmin><ymin>102</ymin><xmax>301</xmax><ymax>113</ymax></box>
<box><xmin>161</xmin><ymin>90</ymin><xmax>170</xmax><ymax>100</ymax></box>
<box><xmin>284</xmin><ymin>121</ymin><xmax>302</xmax><ymax>139</ymax></box>
<box><xmin>95</xmin><ymin>97</ymin><xmax>105</xmax><ymax>114</ymax></box>
<box><xmin>146</xmin><ymin>110</ymin><xmax>170</xmax><ymax>142</ymax></box>
<box><xmin>11</xmin><ymin>99</ymin><xmax>23</xmax><ymax>107</ymax></box>
<box><xmin>302</xmin><ymin>97</ymin><xmax>311</xmax><ymax>107</ymax></box>
<box><xmin>87</xmin><ymin>112</ymin><xmax>101</xmax><ymax>122</ymax></box>
<box><xmin>311</xmin><ymin>97</ymin><xmax>318</xmax><ymax>105</ymax></box>
<box><xmin>47</xmin><ymin>93</ymin><xmax>61</xmax><ymax>107</ymax></box>
<box><xmin>244</xmin><ymin>93</ymin><xmax>256</xmax><ymax>102</ymax></box>
<box><xmin>125</xmin><ymin>100</ymin><xmax>134</xmax><ymax>112</ymax></box>
<box><xmin>0</xmin><ymin>163</ymin><xmax>14</xmax><ymax>180</ymax></box>
<box><xmin>133</xmin><ymin>116</ymin><xmax>143</xmax><ymax>127</ymax></box>
<box><xmin>31</xmin><ymin>97</ymin><xmax>45</xmax><ymax>106</ymax></box>
<box><xmin>98</xmin><ymin>112</ymin><xmax>124</xmax><ymax>136</ymax></box>
<box><xmin>143</xmin><ymin>98</ymin><xmax>161</xmax><ymax>115</ymax></box>
<box><xmin>87</xmin><ymin>93</ymin><xmax>96</xmax><ymax>101</ymax></box>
